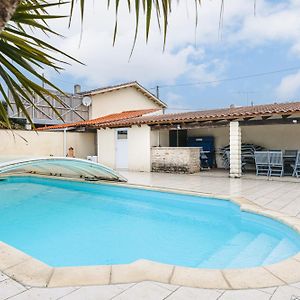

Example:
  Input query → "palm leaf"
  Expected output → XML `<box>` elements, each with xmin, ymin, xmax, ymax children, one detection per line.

<box><xmin>76</xmin><ymin>0</ymin><xmax>202</xmax><ymax>50</ymax></box>
<box><xmin>0</xmin><ymin>0</ymin><xmax>80</xmax><ymax>129</ymax></box>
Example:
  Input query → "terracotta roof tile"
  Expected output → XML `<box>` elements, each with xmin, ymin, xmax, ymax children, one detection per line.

<box><xmin>94</xmin><ymin>101</ymin><xmax>300</xmax><ymax>128</ymax></box>
<box><xmin>37</xmin><ymin>109</ymin><xmax>159</xmax><ymax>131</ymax></box>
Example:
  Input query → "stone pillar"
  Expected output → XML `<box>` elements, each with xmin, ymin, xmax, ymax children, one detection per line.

<box><xmin>230</xmin><ymin>121</ymin><xmax>241</xmax><ymax>178</ymax></box>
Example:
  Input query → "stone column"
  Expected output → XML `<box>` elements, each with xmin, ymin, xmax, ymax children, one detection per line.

<box><xmin>230</xmin><ymin>121</ymin><xmax>241</xmax><ymax>178</ymax></box>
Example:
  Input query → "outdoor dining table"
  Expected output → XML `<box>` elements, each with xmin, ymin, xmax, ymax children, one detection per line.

<box><xmin>241</xmin><ymin>153</ymin><xmax>297</xmax><ymax>176</ymax></box>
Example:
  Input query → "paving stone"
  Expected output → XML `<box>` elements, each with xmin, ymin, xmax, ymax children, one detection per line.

<box><xmin>59</xmin><ymin>285</ymin><xmax>124</xmax><ymax>300</ymax></box>
<box><xmin>8</xmin><ymin>287</ymin><xmax>77</xmax><ymax>300</ymax></box>
<box><xmin>219</xmin><ymin>289</ymin><xmax>271</xmax><ymax>300</ymax></box>
<box><xmin>151</xmin><ymin>281</ymin><xmax>179</xmax><ymax>292</ymax></box>
<box><xmin>112</xmin><ymin>281</ymin><xmax>172</xmax><ymax>300</ymax></box>
<box><xmin>258</xmin><ymin>287</ymin><xmax>278</xmax><ymax>294</ymax></box>
<box><xmin>0</xmin><ymin>272</ymin><xmax>8</xmax><ymax>282</ymax></box>
<box><xmin>223</xmin><ymin>267</ymin><xmax>284</xmax><ymax>289</ymax></box>
<box><xmin>48</xmin><ymin>266</ymin><xmax>110</xmax><ymax>287</ymax></box>
<box><xmin>111</xmin><ymin>260</ymin><xmax>173</xmax><ymax>284</ymax></box>
<box><xmin>4</xmin><ymin>258</ymin><xmax>53</xmax><ymax>287</ymax></box>
<box><xmin>0</xmin><ymin>242</ymin><xmax>30</xmax><ymax>271</ymax></box>
<box><xmin>265</xmin><ymin>259</ymin><xmax>300</xmax><ymax>284</ymax></box>
<box><xmin>271</xmin><ymin>285</ymin><xmax>300</xmax><ymax>300</ymax></box>
<box><xmin>171</xmin><ymin>266</ymin><xmax>229</xmax><ymax>289</ymax></box>
<box><xmin>290</xmin><ymin>282</ymin><xmax>300</xmax><ymax>289</ymax></box>
<box><xmin>0</xmin><ymin>279</ymin><xmax>26</xmax><ymax>300</ymax></box>
<box><xmin>165</xmin><ymin>287</ymin><xmax>222</xmax><ymax>300</ymax></box>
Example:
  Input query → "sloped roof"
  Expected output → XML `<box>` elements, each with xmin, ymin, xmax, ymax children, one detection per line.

<box><xmin>81</xmin><ymin>81</ymin><xmax>167</xmax><ymax>108</ymax></box>
<box><xmin>37</xmin><ymin>109</ymin><xmax>159</xmax><ymax>131</ymax></box>
<box><xmin>93</xmin><ymin>101</ymin><xmax>300</xmax><ymax>128</ymax></box>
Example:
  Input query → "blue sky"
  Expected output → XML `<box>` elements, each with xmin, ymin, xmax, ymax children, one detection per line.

<box><xmin>47</xmin><ymin>0</ymin><xmax>300</xmax><ymax>112</ymax></box>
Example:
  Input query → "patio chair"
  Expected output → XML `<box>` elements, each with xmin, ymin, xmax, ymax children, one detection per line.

<box><xmin>254</xmin><ymin>151</ymin><xmax>270</xmax><ymax>176</ymax></box>
<box><xmin>200</xmin><ymin>149</ymin><xmax>210</xmax><ymax>169</ymax></box>
<box><xmin>223</xmin><ymin>150</ymin><xmax>246</xmax><ymax>172</ymax></box>
<box><xmin>284</xmin><ymin>150</ymin><xmax>298</xmax><ymax>175</ymax></box>
<box><xmin>292</xmin><ymin>151</ymin><xmax>300</xmax><ymax>178</ymax></box>
<box><xmin>223</xmin><ymin>150</ymin><xmax>230</xmax><ymax>170</ymax></box>
<box><xmin>269</xmin><ymin>151</ymin><xmax>284</xmax><ymax>177</ymax></box>
<box><xmin>285</xmin><ymin>150</ymin><xmax>298</xmax><ymax>157</ymax></box>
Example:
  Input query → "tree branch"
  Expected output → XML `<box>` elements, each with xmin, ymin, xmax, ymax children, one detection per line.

<box><xmin>0</xmin><ymin>0</ymin><xmax>20</xmax><ymax>33</ymax></box>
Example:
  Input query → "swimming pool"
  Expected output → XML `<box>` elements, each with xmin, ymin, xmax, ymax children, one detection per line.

<box><xmin>1</xmin><ymin>176</ymin><xmax>300</xmax><ymax>269</ymax></box>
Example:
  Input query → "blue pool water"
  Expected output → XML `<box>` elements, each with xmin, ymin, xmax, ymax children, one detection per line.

<box><xmin>1</xmin><ymin>176</ymin><xmax>300</xmax><ymax>269</ymax></box>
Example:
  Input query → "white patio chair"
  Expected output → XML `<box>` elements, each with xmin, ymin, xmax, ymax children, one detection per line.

<box><xmin>269</xmin><ymin>151</ymin><xmax>284</xmax><ymax>177</ymax></box>
<box><xmin>254</xmin><ymin>151</ymin><xmax>270</xmax><ymax>176</ymax></box>
<box><xmin>292</xmin><ymin>151</ymin><xmax>300</xmax><ymax>178</ymax></box>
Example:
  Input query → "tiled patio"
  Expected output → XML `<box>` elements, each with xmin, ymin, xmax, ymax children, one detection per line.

<box><xmin>1</xmin><ymin>171</ymin><xmax>300</xmax><ymax>299</ymax></box>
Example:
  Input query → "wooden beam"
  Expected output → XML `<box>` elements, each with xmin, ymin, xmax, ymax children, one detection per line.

<box><xmin>240</xmin><ymin>117</ymin><xmax>300</xmax><ymax>126</ymax></box>
<box><xmin>150</xmin><ymin>116</ymin><xmax>300</xmax><ymax>130</ymax></box>
<box><xmin>243</xmin><ymin>116</ymin><xmax>254</xmax><ymax>121</ymax></box>
<box><xmin>261</xmin><ymin>115</ymin><xmax>271</xmax><ymax>120</ymax></box>
<box><xmin>151</xmin><ymin>120</ymin><xmax>229</xmax><ymax>130</ymax></box>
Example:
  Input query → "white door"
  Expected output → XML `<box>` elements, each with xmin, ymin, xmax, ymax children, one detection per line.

<box><xmin>116</xmin><ymin>129</ymin><xmax>128</xmax><ymax>169</ymax></box>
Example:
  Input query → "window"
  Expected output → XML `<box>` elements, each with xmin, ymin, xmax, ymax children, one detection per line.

<box><xmin>117</xmin><ymin>130</ymin><xmax>128</xmax><ymax>140</ymax></box>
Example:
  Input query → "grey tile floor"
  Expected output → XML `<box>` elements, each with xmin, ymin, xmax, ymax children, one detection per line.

<box><xmin>1</xmin><ymin>171</ymin><xmax>300</xmax><ymax>299</ymax></box>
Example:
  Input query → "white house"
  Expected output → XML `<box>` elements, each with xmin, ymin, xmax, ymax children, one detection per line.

<box><xmin>93</xmin><ymin>101</ymin><xmax>300</xmax><ymax>177</ymax></box>
<box><xmin>5</xmin><ymin>81</ymin><xmax>300</xmax><ymax>178</ymax></box>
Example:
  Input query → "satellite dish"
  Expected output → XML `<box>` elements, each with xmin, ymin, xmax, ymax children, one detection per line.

<box><xmin>82</xmin><ymin>96</ymin><xmax>92</xmax><ymax>107</ymax></box>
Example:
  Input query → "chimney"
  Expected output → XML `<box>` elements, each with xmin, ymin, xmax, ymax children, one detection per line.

<box><xmin>74</xmin><ymin>84</ymin><xmax>81</xmax><ymax>94</ymax></box>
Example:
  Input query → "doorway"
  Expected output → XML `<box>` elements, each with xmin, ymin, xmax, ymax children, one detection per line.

<box><xmin>115</xmin><ymin>129</ymin><xmax>128</xmax><ymax>169</ymax></box>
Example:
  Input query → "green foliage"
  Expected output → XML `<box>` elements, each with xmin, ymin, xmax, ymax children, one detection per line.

<box><xmin>0</xmin><ymin>0</ymin><xmax>80</xmax><ymax>129</ymax></box>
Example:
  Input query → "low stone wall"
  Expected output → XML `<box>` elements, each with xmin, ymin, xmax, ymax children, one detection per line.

<box><xmin>151</xmin><ymin>147</ymin><xmax>200</xmax><ymax>174</ymax></box>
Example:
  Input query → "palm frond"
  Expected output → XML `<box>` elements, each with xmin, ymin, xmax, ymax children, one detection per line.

<box><xmin>71</xmin><ymin>0</ymin><xmax>202</xmax><ymax>49</ymax></box>
<box><xmin>0</xmin><ymin>0</ymin><xmax>80</xmax><ymax>129</ymax></box>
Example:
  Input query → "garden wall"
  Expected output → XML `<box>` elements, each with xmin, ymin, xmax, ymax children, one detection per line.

<box><xmin>0</xmin><ymin>130</ymin><xmax>96</xmax><ymax>159</ymax></box>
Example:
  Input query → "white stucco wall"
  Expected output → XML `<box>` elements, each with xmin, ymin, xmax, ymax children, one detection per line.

<box><xmin>128</xmin><ymin>125</ymin><xmax>151</xmax><ymax>172</ymax></box>
<box><xmin>0</xmin><ymin>130</ymin><xmax>96</xmax><ymax>159</ymax></box>
<box><xmin>90</xmin><ymin>87</ymin><xmax>163</xmax><ymax>119</ymax></box>
<box><xmin>97</xmin><ymin>126</ymin><xmax>152</xmax><ymax>172</ymax></box>
<box><xmin>242</xmin><ymin>124</ymin><xmax>300</xmax><ymax>150</ymax></box>
<box><xmin>97</xmin><ymin>129</ymin><xmax>116</xmax><ymax>169</ymax></box>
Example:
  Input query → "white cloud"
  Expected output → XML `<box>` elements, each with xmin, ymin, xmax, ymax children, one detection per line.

<box><xmin>45</xmin><ymin>0</ymin><xmax>238</xmax><ymax>88</ymax></box>
<box><xmin>276</xmin><ymin>71</ymin><xmax>300</xmax><ymax>99</ymax></box>
<box><xmin>60</xmin><ymin>33</ymin><xmax>197</xmax><ymax>86</ymax></box>
<box><xmin>229</xmin><ymin>1</ymin><xmax>300</xmax><ymax>47</ymax></box>
<box><xmin>44</xmin><ymin>0</ymin><xmax>300</xmax><ymax>91</ymax></box>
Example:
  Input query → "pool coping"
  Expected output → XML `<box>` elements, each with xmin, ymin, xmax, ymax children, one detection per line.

<box><xmin>2</xmin><ymin>176</ymin><xmax>300</xmax><ymax>289</ymax></box>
